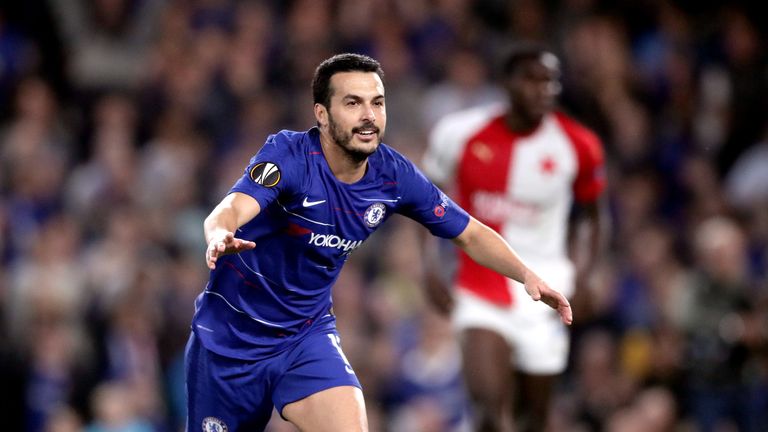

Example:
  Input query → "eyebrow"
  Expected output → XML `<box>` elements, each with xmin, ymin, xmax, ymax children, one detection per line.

<box><xmin>341</xmin><ymin>94</ymin><xmax>385</xmax><ymax>102</ymax></box>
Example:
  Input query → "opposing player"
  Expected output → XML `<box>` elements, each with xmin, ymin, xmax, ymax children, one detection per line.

<box><xmin>186</xmin><ymin>53</ymin><xmax>572</xmax><ymax>432</ymax></box>
<box><xmin>422</xmin><ymin>43</ymin><xmax>607</xmax><ymax>431</ymax></box>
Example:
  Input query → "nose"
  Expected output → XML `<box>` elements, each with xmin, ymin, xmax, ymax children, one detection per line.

<box><xmin>541</xmin><ymin>80</ymin><xmax>561</xmax><ymax>97</ymax></box>
<box><xmin>361</xmin><ymin>103</ymin><xmax>376</xmax><ymax>122</ymax></box>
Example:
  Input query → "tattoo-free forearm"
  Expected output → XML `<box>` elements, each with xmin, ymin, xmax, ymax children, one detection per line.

<box><xmin>452</xmin><ymin>217</ymin><xmax>530</xmax><ymax>284</ymax></box>
<box><xmin>204</xmin><ymin>205</ymin><xmax>239</xmax><ymax>245</ymax></box>
<box><xmin>204</xmin><ymin>192</ymin><xmax>262</xmax><ymax>244</ymax></box>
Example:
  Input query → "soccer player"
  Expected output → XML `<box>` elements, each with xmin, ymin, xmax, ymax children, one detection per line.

<box><xmin>422</xmin><ymin>43</ymin><xmax>607</xmax><ymax>431</ymax></box>
<box><xmin>186</xmin><ymin>53</ymin><xmax>572</xmax><ymax>432</ymax></box>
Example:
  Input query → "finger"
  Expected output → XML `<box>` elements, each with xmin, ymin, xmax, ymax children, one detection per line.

<box><xmin>206</xmin><ymin>250</ymin><xmax>217</xmax><ymax>270</ymax></box>
<box><xmin>234</xmin><ymin>239</ymin><xmax>256</xmax><ymax>251</ymax></box>
<box><xmin>560</xmin><ymin>298</ymin><xmax>573</xmax><ymax>325</ymax></box>
<box><xmin>561</xmin><ymin>305</ymin><xmax>573</xmax><ymax>325</ymax></box>
<box><xmin>529</xmin><ymin>285</ymin><xmax>542</xmax><ymax>301</ymax></box>
<box><xmin>217</xmin><ymin>241</ymin><xmax>226</xmax><ymax>252</ymax></box>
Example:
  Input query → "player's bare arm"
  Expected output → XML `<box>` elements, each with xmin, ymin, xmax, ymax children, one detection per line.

<box><xmin>204</xmin><ymin>192</ymin><xmax>260</xmax><ymax>269</ymax></box>
<box><xmin>452</xmin><ymin>217</ymin><xmax>574</xmax><ymax>325</ymax></box>
<box><xmin>572</xmin><ymin>198</ymin><xmax>609</xmax><ymax>283</ymax></box>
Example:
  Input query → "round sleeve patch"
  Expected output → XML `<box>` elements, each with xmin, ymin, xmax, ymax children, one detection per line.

<box><xmin>249</xmin><ymin>162</ymin><xmax>281</xmax><ymax>187</ymax></box>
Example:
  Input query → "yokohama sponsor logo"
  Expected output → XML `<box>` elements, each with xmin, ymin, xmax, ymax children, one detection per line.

<box><xmin>309</xmin><ymin>232</ymin><xmax>363</xmax><ymax>252</ymax></box>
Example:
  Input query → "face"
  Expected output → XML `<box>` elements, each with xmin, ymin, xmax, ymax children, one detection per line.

<box><xmin>507</xmin><ymin>53</ymin><xmax>561</xmax><ymax>122</ymax></box>
<box><xmin>317</xmin><ymin>71</ymin><xmax>386</xmax><ymax>162</ymax></box>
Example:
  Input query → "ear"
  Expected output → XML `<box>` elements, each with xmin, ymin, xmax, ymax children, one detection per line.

<box><xmin>314</xmin><ymin>103</ymin><xmax>328</xmax><ymax>128</ymax></box>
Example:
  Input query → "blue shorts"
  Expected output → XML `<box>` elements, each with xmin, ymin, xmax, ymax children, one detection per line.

<box><xmin>185</xmin><ymin>327</ymin><xmax>361</xmax><ymax>432</ymax></box>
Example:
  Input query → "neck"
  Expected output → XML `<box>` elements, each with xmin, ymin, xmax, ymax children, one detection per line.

<box><xmin>319</xmin><ymin>129</ymin><xmax>368</xmax><ymax>184</ymax></box>
<box><xmin>505</xmin><ymin>110</ymin><xmax>544</xmax><ymax>133</ymax></box>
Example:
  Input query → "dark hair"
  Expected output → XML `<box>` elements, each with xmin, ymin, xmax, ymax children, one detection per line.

<box><xmin>312</xmin><ymin>53</ymin><xmax>385</xmax><ymax>108</ymax></box>
<box><xmin>502</xmin><ymin>42</ymin><xmax>557</xmax><ymax>77</ymax></box>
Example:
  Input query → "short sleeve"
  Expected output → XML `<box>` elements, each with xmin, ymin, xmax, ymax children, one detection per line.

<box><xmin>396</xmin><ymin>157</ymin><xmax>470</xmax><ymax>239</ymax></box>
<box><xmin>423</xmin><ymin>115</ymin><xmax>464</xmax><ymax>185</ymax></box>
<box><xmin>229</xmin><ymin>131</ymin><xmax>303</xmax><ymax>208</ymax></box>
<box><xmin>557</xmin><ymin>113</ymin><xmax>606</xmax><ymax>203</ymax></box>
<box><xmin>572</xmin><ymin>132</ymin><xmax>606</xmax><ymax>203</ymax></box>
<box><xmin>423</xmin><ymin>105</ymin><xmax>502</xmax><ymax>185</ymax></box>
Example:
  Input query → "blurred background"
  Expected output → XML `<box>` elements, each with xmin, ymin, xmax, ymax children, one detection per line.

<box><xmin>1</xmin><ymin>0</ymin><xmax>767</xmax><ymax>431</ymax></box>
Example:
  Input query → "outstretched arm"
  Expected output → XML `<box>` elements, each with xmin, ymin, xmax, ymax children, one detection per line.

<box><xmin>451</xmin><ymin>217</ymin><xmax>573</xmax><ymax>325</ymax></box>
<box><xmin>204</xmin><ymin>192</ymin><xmax>260</xmax><ymax>269</ymax></box>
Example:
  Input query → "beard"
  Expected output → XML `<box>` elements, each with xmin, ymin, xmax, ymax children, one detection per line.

<box><xmin>328</xmin><ymin>112</ymin><xmax>382</xmax><ymax>164</ymax></box>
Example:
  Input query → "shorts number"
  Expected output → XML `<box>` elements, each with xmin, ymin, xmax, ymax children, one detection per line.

<box><xmin>328</xmin><ymin>334</ymin><xmax>354</xmax><ymax>374</ymax></box>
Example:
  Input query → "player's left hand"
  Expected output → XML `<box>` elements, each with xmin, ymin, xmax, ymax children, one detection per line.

<box><xmin>523</xmin><ymin>271</ymin><xmax>573</xmax><ymax>325</ymax></box>
<box><xmin>206</xmin><ymin>231</ymin><xmax>256</xmax><ymax>270</ymax></box>
<box><xmin>424</xmin><ymin>270</ymin><xmax>454</xmax><ymax>316</ymax></box>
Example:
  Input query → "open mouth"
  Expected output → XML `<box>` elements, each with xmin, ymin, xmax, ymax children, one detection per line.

<box><xmin>353</xmin><ymin>127</ymin><xmax>379</xmax><ymax>140</ymax></box>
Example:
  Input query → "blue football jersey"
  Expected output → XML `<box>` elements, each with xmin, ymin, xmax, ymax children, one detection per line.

<box><xmin>192</xmin><ymin>127</ymin><xmax>469</xmax><ymax>359</ymax></box>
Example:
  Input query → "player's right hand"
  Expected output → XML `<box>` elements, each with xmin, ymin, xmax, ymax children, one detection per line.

<box><xmin>206</xmin><ymin>231</ymin><xmax>256</xmax><ymax>270</ymax></box>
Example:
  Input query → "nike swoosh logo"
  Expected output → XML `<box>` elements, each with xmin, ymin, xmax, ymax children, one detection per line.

<box><xmin>302</xmin><ymin>197</ymin><xmax>326</xmax><ymax>207</ymax></box>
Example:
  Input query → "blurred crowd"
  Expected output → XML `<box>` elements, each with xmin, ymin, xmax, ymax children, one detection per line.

<box><xmin>1</xmin><ymin>0</ymin><xmax>767</xmax><ymax>431</ymax></box>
